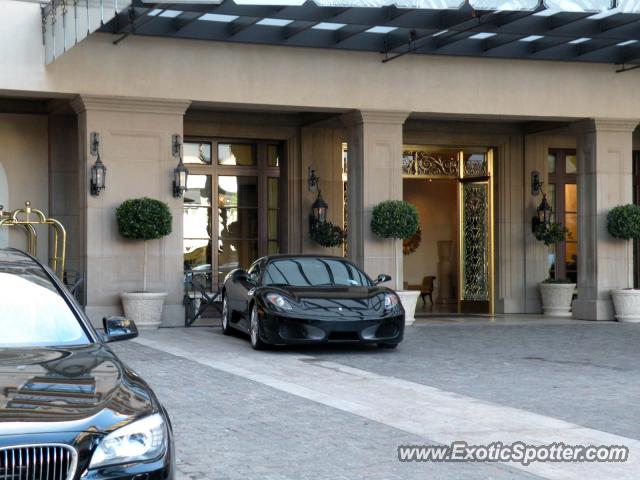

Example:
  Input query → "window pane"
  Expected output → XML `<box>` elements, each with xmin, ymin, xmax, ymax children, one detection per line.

<box><xmin>565</xmin><ymin>184</ymin><xmax>577</xmax><ymax>212</ymax></box>
<box><xmin>548</xmin><ymin>244</ymin><xmax>556</xmax><ymax>280</ymax></box>
<box><xmin>184</xmin><ymin>175</ymin><xmax>211</xmax><ymax>206</ymax></box>
<box><xmin>218</xmin><ymin>143</ymin><xmax>256</xmax><ymax>166</ymax></box>
<box><xmin>218</xmin><ymin>240</ymin><xmax>258</xmax><ymax>285</ymax></box>
<box><xmin>565</xmin><ymin>213</ymin><xmax>578</xmax><ymax>241</ymax></box>
<box><xmin>184</xmin><ymin>239</ymin><xmax>211</xmax><ymax>271</ymax></box>
<box><xmin>268</xmin><ymin>241</ymin><xmax>280</xmax><ymax>255</ymax></box>
<box><xmin>267</xmin><ymin>145</ymin><xmax>280</xmax><ymax>167</ymax></box>
<box><xmin>219</xmin><ymin>207</ymin><xmax>258</xmax><ymax>239</ymax></box>
<box><xmin>544</xmin><ymin>0</ymin><xmax>612</xmax><ymax>12</ymax></box>
<box><xmin>218</xmin><ymin>176</ymin><xmax>258</xmax><ymax>207</ymax></box>
<box><xmin>566</xmin><ymin>154</ymin><xmax>577</xmax><ymax>174</ymax></box>
<box><xmin>548</xmin><ymin>153</ymin><xmax>556</xmax><ymax>174</ymax></box>
<box><xmin>268</xmin><ymin>210</ymin><xmax>279</xmax><ymax>240</ymax></box>
<box><xmin>184</xmin><ymin>142</ymin><xmax>212</xmax><ymax>165</ymax></box>
<box><xmin>566</xmin><ymin>242</ymin><xmax>578</xmax><ymax>284</ymax></box>
<box><xmin>268</xmin><ymin>177</ymin><xmax>279</xmax><ymax>209</ymax></box>
<box><xmin>184</xmin><ymin>206</ymin><xmax>212</xmax><ymax>240</ymax></box>
<box><xmin>547</xmin><ymin>184</ymin><xmax>556</xmax><ymax>223</ymax></box>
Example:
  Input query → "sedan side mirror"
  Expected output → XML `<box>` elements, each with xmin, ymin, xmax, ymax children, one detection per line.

<box><xmin>102</xmin><ymin>316</ymin><xmax>138</xmax><ymax>343</ymax></box>
<box><xmin>374</xmin><ymin>274</ymin><xmax>392</xmax><ymax>286</ymax></box>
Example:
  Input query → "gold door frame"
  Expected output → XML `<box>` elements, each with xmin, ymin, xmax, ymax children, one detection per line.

<box><xmin>402</xmin><ymin>146</ymin><xmax>495</xmax><ymax>314</ymax></box>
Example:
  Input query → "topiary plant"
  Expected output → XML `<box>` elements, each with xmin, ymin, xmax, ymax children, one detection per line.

<box><xmin>116</xmin><ymin>197</ymin><xmax>172</xmax><ymax>292</ymax></box>
<box><xmin>607</xmin><ymin>204</ymin><xmax>640</xmax><ymax>240</ymax></box>
<box><xmin>310</xmin><ymin>221</ymin><xmax>346</xmax><ymax>248</ymax></box>
<box><xmin>371</xmin><ymin>200</ymin><xmax>419</xmax><ymax>240</ymax></box>
<box><xmin>533</xmin><ymin>222</ymin><xmax>570</xmax><ymax>247</ymax></box>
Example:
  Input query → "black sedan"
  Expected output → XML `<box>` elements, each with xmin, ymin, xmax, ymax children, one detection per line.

<box><xmin>221</xmin><ymin>255</ymin><xmax>404</xmax><ymax>349</ymax></box>
<box><xmin>0</xmin><ymin>248</ymin><xmax>173</xmax><ymax>479</ymax></box>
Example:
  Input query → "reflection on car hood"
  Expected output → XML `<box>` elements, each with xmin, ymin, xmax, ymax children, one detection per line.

<box><xmin>0</xmin><ymin>344</ymin><xmax>155</xmax><ymax>435</ymax></box>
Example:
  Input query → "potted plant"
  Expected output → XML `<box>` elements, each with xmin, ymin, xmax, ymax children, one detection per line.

<box><xmin>371</xmin><ymin>200</ymin><xmax>420</xmax><ymax>325</ymax></box>
<box><xmin>116</xmin><ymin>197</ymin><xmax>173</xmax><ymax>329</ymax></box>
<box><xmin>534</xmin><ymin>221</ymin><xmax>575</xmax><ymax>316</ymax></box>
<box><xmin>607</xmin><ymin>204</ymin><xmax>640</xmax><ymax>322</ymax></box>
<box><xmin>310</xmin><ymin>221</ymin><xmax>346</xmax><ymax>248</ymax></box>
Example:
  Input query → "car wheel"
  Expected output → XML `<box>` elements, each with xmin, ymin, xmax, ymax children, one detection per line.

<box><xmin>221</xmin><ymin>296</ymin><xmax>232</xmax><ymax>335</ymax></box>
<box><xmin>250</xmin><ymin>305</ymin><xmax>267</xmax><ymax>350</ymax></box>
<box><xmin>378</xmin><ymin>343</ymin><xmax>399</xmax><ymax>349</ymax></box>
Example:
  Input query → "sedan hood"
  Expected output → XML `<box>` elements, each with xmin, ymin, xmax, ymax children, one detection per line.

<box><xmin>0</xmin><ymin>344</ymin><xmax>155</xmax><ymax>435</ymax></box>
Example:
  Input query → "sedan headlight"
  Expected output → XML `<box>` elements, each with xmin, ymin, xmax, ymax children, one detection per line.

<box><xmin>384</xmin><ymin>292</ymin><xmax>400</xmax><ymax>310</ymax></box>
<box><xmin>265</xmin><ymin>292</ymin><xmax>294</xmax><ymax>311</ymax></box>
<box><xmin>89</xmin><ymin>413</ymin><xmax>166</xmax><ymax>469</ymax></box>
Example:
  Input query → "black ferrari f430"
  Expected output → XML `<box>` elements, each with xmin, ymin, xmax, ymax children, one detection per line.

<box><xmin>221</xmin><ymin>255</ymin><xmax>405</xmax><ymax>349</ymax></box>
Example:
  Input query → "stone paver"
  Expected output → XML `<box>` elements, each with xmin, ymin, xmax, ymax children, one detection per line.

<box><xmin>113</xmin><ymin>340</ymin><xmax>539</xmax><ymax>480</ymax></box>
<box><xmin>112</xmin><ymin>316</ymin><xmax>640</xmax><ymax>479</ymax></box>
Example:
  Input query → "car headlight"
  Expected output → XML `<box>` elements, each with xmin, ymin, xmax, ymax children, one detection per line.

<box><xmin>383</xmin><ymin>292</ymin><xmax>400</xmax><ymax>310</ymax></box>
<box><xmin>89</xmin><ymin>413</ymin><xmax>166</xmax><ymax>469</ymax></box>
<box><xmin>265</xmin><ymin>292</ymin><xmax>294</xmax><ymax>311</ymax></box>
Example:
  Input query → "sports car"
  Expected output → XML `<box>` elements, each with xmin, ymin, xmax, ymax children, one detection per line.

<box><xmin>221</xmin><ymin>255</ymin><xmax>404</xmax><ymax>349</ymax></box>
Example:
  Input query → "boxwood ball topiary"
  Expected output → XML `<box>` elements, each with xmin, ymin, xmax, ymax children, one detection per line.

<box><xmin>607</xmin><ymin>204</ymin><xmax>640</xmax><ymax>240</ymax></box>
<box><xmin>371</xmin><ymin>200</ymin><xmax>419</xmax><ymax>240</ymax></box>
<box><xmin>116</xmin><ymin>197</ymin><xmax>173</xmax><ymax>241</ymax></box>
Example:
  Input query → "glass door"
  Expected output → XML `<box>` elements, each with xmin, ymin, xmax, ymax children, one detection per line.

<box><xmin>183</xmin><ymin>138</ymin><xmax>283</xmax><ymax>292</ymax></box>
<box><xmin>458</xmin><ymin>150</ymin><xmax>494</xmax><ymax>314</ymax></box>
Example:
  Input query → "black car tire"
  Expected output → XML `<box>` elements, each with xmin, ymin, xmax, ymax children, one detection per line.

<box><xmin>378</xmin><ymin>343</ymin><xmax>399</xmax><ymax>349</ymax></box>
<box><xmin>250</xmin><ymin>305</ymin><xmax>268</xmax><ymax>350</ymax></box>
<box><xmin>221</xmin><ymin>296</ymin><xmax>232</xmax><ymax>335</ymax></box>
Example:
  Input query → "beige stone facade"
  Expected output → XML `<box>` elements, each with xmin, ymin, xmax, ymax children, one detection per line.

<box><xmin>1</xmin><ymin>1</ymin><xmax>640</xmax><ymax>324</ymax></box>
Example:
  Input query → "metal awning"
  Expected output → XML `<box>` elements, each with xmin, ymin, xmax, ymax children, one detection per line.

<box><xmin>40</xmin><ymin>0</ymin><xmax>640</xmax><ymax>65</ymax></box>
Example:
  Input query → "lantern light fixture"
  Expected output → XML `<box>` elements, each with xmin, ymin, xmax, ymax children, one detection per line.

<box><xmin>532</xmin><ymin>193</ymin><xmax>552</xmax><ymax>232</ymax></box>
<box><xmin>309</xmin><ymin>185</ymin><xmax>329</xmax><ymax>233</ymax></box>
<box><xmin>172</xmin><ymin>134</ymin><xmax>189</xmax><ymax>198</ymax></box>
<box><xmin>89</xmin><ymin>132</ymin><xmax>106</xmax><ymax>196</ymax></box>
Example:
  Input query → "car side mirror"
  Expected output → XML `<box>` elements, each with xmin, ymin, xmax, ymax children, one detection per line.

<box><xmin>102</xmin><ymin>316</ymin><xmax>138</xmax><ymax>343</ymax></box>
<box><xmin>234</xmin><ymin>269</ymin><xmax>256</xmax><ymax>284</ymax></box>
<box><xmin>374</xmin><ymin>274</ymin><xmax>392</xmax><ymax>286</ymax></box>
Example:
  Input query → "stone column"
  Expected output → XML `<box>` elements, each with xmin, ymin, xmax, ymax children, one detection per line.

<box><xmin>71</xmin><ymin>95</ymin><xmax>191</xmax><ymax>327</ymax></box>
<box><xmin>572</xmin><ymin>119</ymin><xmax>638</xmax><ymax>321</ymax></box>
<box><xmin>341</xmin><ymin>110</ymin><xmax>410</xmax><ymax>290</ymax></box>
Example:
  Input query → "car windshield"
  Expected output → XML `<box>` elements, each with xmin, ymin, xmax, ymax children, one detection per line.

<box><xmin>263</xmin><ymin>258</ymin><xmax>371</xmax><ymax>287</ymax></box>
<box><xmin>0</xmin><ymin>252</ymin><xmax>90</xmax><ymax>348</ymax></box>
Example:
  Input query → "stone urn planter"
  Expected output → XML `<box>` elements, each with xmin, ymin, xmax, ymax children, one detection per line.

<box><xmin>397</xmin><ymin>290</ymin><xmax>420</xmax><ymax>326</ymax></box>
<box><xmin>611</xmin><ymin>289</ymin><xmax>640</xmax><ymax>323</ymax></box>
<box><xmin>121</xmin><ymin>292</ymin><xmax>167</xmax><ymax>329</ymax></box>
<box><xmin>539</xmin><ymin>282</ymin><xmax>576</xmax><ymax>317</ymax></box>
<box><xmin>116</xmin><ymin>198</ymin><xmax>173</xmax><ymax>330</ymax></box>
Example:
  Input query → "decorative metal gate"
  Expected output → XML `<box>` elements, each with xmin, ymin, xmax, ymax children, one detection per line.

<box><xmin>402</xmin><ymin>147</ymin><xmax>494</xmax><ymax>314</ymax></box>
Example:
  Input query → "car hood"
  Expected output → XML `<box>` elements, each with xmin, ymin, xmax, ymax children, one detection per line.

<box><xmin>0</xmin><ymin>344</ymin><xmax>156</xmax><ymax>435</ymax></box>
<box><xmin>264</xmin><ymin>285</ymin><xmax>398</xmax><ymax>316</ymax></box>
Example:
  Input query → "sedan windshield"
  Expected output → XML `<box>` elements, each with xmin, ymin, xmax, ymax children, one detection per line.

<box><xmin>263</xmin><ymin>258</ymin><xmax>371</xmax><ymax>287</ymax></box>
<box><xmin>0</xmin><ymin>254</ymin><xmax>90</xmax><ymax>348</ymax></box>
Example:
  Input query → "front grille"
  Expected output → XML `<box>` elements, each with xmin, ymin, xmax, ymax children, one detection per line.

<box><xmin>0</xmin><ymin>445</ymin><xmax>77</xmax><ymax>480</ymax></box>
<box><xmin>328</xmin><ymin>331</ymin><xmax>360</xmax><ymax>341</ymax></box>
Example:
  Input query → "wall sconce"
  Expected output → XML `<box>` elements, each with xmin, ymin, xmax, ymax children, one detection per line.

<box><xmin>309</xmin><ymin>190</ymin><xmax>329</xmax><ymax>232</ymax></box>
<box><xmin>308</xmin><ymin>167</ymin><xmax>319</xmax><ymax>192</ymax></box>
<box><xmin>172</xmin><ymin>134</ymin><xmax>189</xmax><ymax>198</ymax></box>
<box><xmin>89</xmin><ymin>132</ymin><xmax>106</xmax><ymax>196</ymax></box>
<box><xmin>532</xmin><ymin>193</ymin><xmax>552</xmax><ymax>233</ymax></box>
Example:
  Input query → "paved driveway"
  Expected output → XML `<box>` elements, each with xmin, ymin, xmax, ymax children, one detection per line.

<box><xmin>112</xmin><ymin>316</ymin><xmax>640</xmax><ymax>480</ymax></box>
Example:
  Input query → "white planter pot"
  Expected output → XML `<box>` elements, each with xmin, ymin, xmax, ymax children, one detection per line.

<box><xmin>397</xmin><ymin>290</ymin><xmax>420</xmax><ymax>326</ymax></box>
<box><xmin>121</xmin><ymin>292</ymin><xmax>167</xmax><ymax>329</ymax></box>
<box><xmin>611</xmin><ymin>289</ymin><xmax>640</xmax><ymax>323</ymax></box>
<box><xmin>539</xmin><ymin>283</ymin><xmax>576</xmax><ymax>317</ymax></box>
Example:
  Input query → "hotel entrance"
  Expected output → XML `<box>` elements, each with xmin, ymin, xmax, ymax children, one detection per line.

<box><xmin>402</xmin><ymin>147</ymin><xmax>495</xmax><ymax>315</ymax></box>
